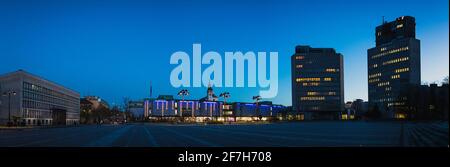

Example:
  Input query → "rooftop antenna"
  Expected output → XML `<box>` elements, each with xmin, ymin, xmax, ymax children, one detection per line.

<box><xmin>382</xmin><ymin>16</ymin><xmax>385</xmax><ymax>24</ymax></box>
<box><xmin>150</xmin><ymin>81</ymin><xmax>153</xmax><ymax>98</ymax></box>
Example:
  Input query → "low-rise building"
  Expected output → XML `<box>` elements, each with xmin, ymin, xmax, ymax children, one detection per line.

<box><xmin>414</xmin><ymin>83</ymin><xmax>449</xmax><ymax>120</ymax></box>
<box><xmin>141</xmin><ymin>86</ymin><xmax>286</xmax><ymax>122</ymax></box>
<box><xmin>128</xmin><ymin>100</ymin><xmax>145</xmax><ymax>120</ymax></box>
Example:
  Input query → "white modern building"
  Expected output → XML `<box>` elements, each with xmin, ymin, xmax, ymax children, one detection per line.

<box><xmin>0</xmin><ymin>70</ymin><xmax>80</xmax><ymax>125</ymax></box>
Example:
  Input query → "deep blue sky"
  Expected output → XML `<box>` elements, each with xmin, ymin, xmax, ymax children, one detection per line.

<box><xmin>0</xmin><ymin>0</ymin><xmax>448</xmax><ymax>106</ymax></box>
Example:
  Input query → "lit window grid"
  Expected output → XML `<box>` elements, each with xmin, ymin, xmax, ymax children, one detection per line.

<box><xmin>371</xmin><ymin>46</ymin><xmax>409</xmax><ymax>59</ymax></box>
<box><xmin>382</xmin><ymin>57</ymin><xmax>409</xmax><ymax>65</ymax></box>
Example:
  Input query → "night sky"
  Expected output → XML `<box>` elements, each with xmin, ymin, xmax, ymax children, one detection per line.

<box><xmin>0</xmin><ymin>0</ymin><xmax>448</xmax><ymax>106</ymax></box>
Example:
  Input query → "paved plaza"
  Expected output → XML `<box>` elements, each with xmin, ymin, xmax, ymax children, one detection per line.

<box><xmin>0</xmin><ymin>121</ymin><xmax>448</xmax><ymax>147</ymax></box>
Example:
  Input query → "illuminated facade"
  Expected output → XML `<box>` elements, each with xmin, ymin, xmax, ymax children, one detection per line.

<box><xmin>132</xmin><ymin>86</ymin><xmax>286</xmax><ymax>122</ymax></box>
<box><xmin>0</xmin><ymin>70</ymin><xmax>80</xmax><ymax>125</ymax></box>
<box><xmin>291</xmin><ymin>46</ymin><xmax>344</xmax><ymax>120</ymax></box>
<box><xmin>128</xmin><ymin>100</ymin><xmax>145</xmax><ymax>119</ymax></box>
<box><xmin>367</xmin><ymin>16</ymin><xmax>421</xmax><ymax>119</ymax></box>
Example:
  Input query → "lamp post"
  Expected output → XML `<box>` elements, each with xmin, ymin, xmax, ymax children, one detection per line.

<box><xmin>177</xmin><ymin>89</ymin><xmax>189</xmax><ymax>118</ymax></box>
<box><xmin>3</xmin><ymin>90</ymin><xmax>17</xmax><ymax>126</ymax></box>
<box><xmin>219</xmin><ymin>92</ymin><xmax>230</xmax><ymax>117</ymax></box>
<box><xmin>252</xmin><ymin>95</ymin><xmax>261</xmax><ymax>121</ymax></box>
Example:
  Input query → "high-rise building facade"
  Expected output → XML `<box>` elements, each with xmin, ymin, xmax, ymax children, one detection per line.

<box><xmin>0</xmin><ymin>70</ymin><xmax>80</xmax><ymax>125</ymax></box>
<box><xmin>291</xmin><ymin>46</ymin><xmax>344</xmax><ymax>120</ymax></box>
<box><xmin>367</xmin><ymin>16</ymin><xmax>421</xmax><ymax>119</ymax></box>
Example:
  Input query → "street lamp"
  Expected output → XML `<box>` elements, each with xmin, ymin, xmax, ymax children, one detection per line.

<box><xmin>219</xmin><ymin>92</ymin><xmax>230</xmax><ymax>117</ymax></box>
<box><xmin>177</xmin><ymin>89</ymin><xmax>189</xmax><ymax>117</ymax></box>
<box><xmin>2</xmin><ymin>90</ymin><xmax>17</xmax><ymax>126</ymax></box>
<box><xmin>219</xmin><ymin>92</ymin><xmax>230</xmax><ymax>104</ymax></box>
<box><xmin>252</xmin><ymin>95</ymin><xmax>262</xmax><ymax>120</ymax></box>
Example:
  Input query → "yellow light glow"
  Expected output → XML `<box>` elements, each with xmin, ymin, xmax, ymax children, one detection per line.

<box><xmin>300</xmin><ymin>96</ymin><xmax>325</xmax><ymax>101</ymax></box>
<box><xmin>296</xmin><ymin>78</ymin><xmax>321</xmax><ymax>82</ymax></box>
<box><xmin>395</xmin><ymin>67</ymin><xmax>409</xmax><ymax>73</ymax></box>
<box><xmin>295</xmin><ymin>56</ymin><xmax>305</xmax><ymax>60</ymax></box>
<box><xmin>325</xmin><ymin>68</ymin><xmax>337</xmax><ymax>72</ymax></box>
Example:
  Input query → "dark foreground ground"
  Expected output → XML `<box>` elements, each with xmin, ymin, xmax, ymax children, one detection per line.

<box><xmin>0</xmin><ymin>121</ymin><xmax>448</xmax><ymax>147</ymax></box>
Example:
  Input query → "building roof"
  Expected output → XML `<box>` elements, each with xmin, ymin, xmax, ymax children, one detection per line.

<box><xmin>0</xmin><ymin>69</ymin><xmax>80</xmax><ymax>95</ymax></box>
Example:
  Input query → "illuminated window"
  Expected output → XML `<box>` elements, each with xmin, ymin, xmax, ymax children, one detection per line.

<box><xmin>300</xmin><ymin>96</ymin><xmax>325</xmax><ymax>101</ymax></box>
<box><xmin>395</xmin><ymin>67</ymin><xmax>409</xmax><ymax>73</ymax></box>
<box><xmin>296</xmin><ymin>78</ymin><xmax>321</xmax><ymax>82</ymax></box>
<box><xmin>295</xmin><ymin>56</ymin><xmax>305</xmax><ymax>60</ymax></box>
<box><xmin>383</xmin><ymin>57</ymin><xmax>409</xmax><ymax>65</ymax></box>
<box><xmin>371</xmin><ymin>46</ymin><xmax>409</xmax><ymax>59</ymax></box>
<box><xmin>391</xmin><ymin>74</ymin><xmax>400</xmax><ymax>79</ymax></box>
<box><xmin>395</xmin><ymin>113</ymin><xmax>407</xmax><ymax>119</ymax></box>
<box><xmin>296</xmin><ymin>64</ymin><xmax>303</xmax><ymax>68</ymax></box>
<box><xmin>377</xmin><ymin>82</ymin><xmax>390</xmax><ymax>87</ymax></box>
<box><xmin>307</xmin><ymin>92</ymin><xmax>318</xmax><ymax>96</ymax></box>
<box><xmin>325</xmin><ymin>68</ymin><xmax>337</xmax><ymax>72</ymax></box>
<box><xmin>324</xmin><ymin>77</ymin><xmax>332</xmax><ymax>81</ymax></box>
<box><xmin>369</xmin><ymin>73</ymin><xmax>381</xmax><ymax>79</ymax></box>
<box><xmin>369</xmin><ymin>78</ymin><xmax>380</xmax><ymax>83</ymax></box>
<box><xmin>396</xmin><ymin>24</ymin><xmax>403</xmax><ymax>29</ymax></box>
<box><xmin>302</xmin><ymin>82</ymin><xmax>320</xmax><ymax>86</ymax></box>
<box><xmin>341</xmin><ymin>114</ymin><xmax>348</xmax><ymax>120</ymax></box>
<box><xmin>328</xmin><ymin>92</ymin><xmax>336</xmax><ymax>95</ymax></box>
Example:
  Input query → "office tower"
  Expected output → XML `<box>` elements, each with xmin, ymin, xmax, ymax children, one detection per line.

<box><xmin>367</xmin><ymin>16</ymin><xmax>421</xmax><ymax>119</ymax></box>
<box><xmin>0</xmin><ymin>70</ymin><xmax>80</xmax><ymax>125</ymax></box>
<box><xmin>291</xmin><ymin>46</ymin><xmax>344</xmax><ymax>120</ymax></box>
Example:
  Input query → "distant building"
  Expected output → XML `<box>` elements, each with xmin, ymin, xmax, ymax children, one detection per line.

<box><xmin>414</xmin><ymin>83</ymin><xmax>449</xmax><ymax>120</ymax></box>
<box><xmin>149</xmin><ymin>95</ymin><xmax>176</xmax><ymax>117</ymax></box>
<box><xmin>79</xmin><ymin>96</ymin><xmax>112</xmax><ymax>124</ymax></box>
<box><xmin>351</xmin><ymin>99</ymin><xmax>368</xmax><ymax>118</ymax></box>
<box><xmin>0</xmin><ymin>70</ymin><xmax>80</xmax><ymax>125</ymax></box>
<box><xmin>199</xmin><ymin>83</ymin><xmax>219</xmax><ymax>101</ymax></box>
<box><xmin>81</xmin><ymin>96</ymin><xmax>110</xmax><ymax>110</ymax></box>
<box><xmin>232</xmin><ymin>101</ymin><xmax>285</xmax><ymax>121</ymax></box>
<box><xmin>128</xmin><ymin>100</ymin><xmax>145</xmax><ymax>120</ymax></box>
<box><xmin>367</xmin><ymin>16</ymin><xmax>421</xmax><ymax>119</ymax></box>
<box><xmin>142</xmin><ymin>86</ymin><xmax>285</xmax><ymax>122</ymax></box>
<box><xmin>341</xmin><ymin>99</ymin><xmax>369</xmax><ymax>120</ymax></box>
<box><xmin>341</xmin><ymin>101</ymin><xmax>355</xmax><ymax>120</ymax></box>
<box><xmin>291</xmin><ymin>45</ymin><xmax>344</xmax><ymax>120</ymax></box>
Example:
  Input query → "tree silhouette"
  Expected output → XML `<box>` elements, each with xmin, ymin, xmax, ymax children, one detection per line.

<box><xmin>365</xmin><ymin>104</ymin><xmax>381</xmax><ymax>119</ymax></box>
